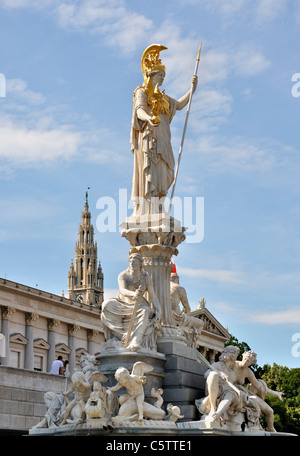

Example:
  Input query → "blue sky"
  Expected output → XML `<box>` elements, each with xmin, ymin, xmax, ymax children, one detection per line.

<box><xmin>0</xmin><ymin>0</ymin><xmax>300</xmax><ymax>368</ymax></box>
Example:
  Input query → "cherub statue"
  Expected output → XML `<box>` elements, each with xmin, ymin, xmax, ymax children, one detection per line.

<box><xmin>79</xmin><ymin>353</ymin><xmax>100</xmax><ymax>384</ymax></box>
<box><xmin>108</xmin><ymin>362</ymin><xmax>165</xmax><ymax>421</ymax></box>
<box><xmin>61</xmin><ymin>371</ymin><xmax>91</xmax><ymax>425</ymax></box>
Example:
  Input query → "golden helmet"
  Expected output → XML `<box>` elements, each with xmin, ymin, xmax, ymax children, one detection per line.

<box><xmin>141</xmin><ymin>44</ymin><xmax>167</xmax><ymax>82</ymax></box>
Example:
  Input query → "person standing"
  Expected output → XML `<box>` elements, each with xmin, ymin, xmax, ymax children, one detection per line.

<box><xmin>50</xmin><ymin>355</ymin><xmax>64</xmax><ymax>375</ymax></box>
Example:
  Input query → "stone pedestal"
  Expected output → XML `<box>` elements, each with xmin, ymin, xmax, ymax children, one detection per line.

<box><xmin>118</xmin><ymin>212</ymin><xmax>206</xmax><ymax>421</ymax></box>
<box><xmin>157</xmin><ymin>340</ymin><xmax>206</xmax><ymax>421</ymax></box>
<box><xmin>120</xmin><ymin>212</ymin><xmax>185</xmax><ymax>326</ymax></box>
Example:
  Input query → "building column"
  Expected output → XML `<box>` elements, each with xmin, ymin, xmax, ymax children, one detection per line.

<box><xmin>199</xmin><ymin>346</ymin><xmax>209</xmax><ymax>358</ymax></box>
<box><xmin>47</xmin><ymin>319</ymin><xmax>61</xmax><ymax>372</ymax></box>
<box><xmin>208</xmin><ymin>349</ymin><xmax>218</xmax><ymax>364</ymax></box>
<box><xmin>0</xmin><ymin>307</ymin><xmax>15</xmax><ymax>365</ymax></box>
<box><xmin>68</xmin><ymin>324</ymin><xmax>80</xmax><ymax>374</ymax></box>
<box><xmin>24</xmin><ymin>312</ymin><xmax>39</xmax><ymax>370</ymax></box>
<box><xmin>87</xmin><ymin>329</ymin><xmax>99</xmax><ymax>355</ymax></box>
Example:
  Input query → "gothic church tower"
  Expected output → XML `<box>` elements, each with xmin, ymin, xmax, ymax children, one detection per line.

<box><xmin>68</xmin><ymin>192</ymin><xmax>104</xmax><ymax>307</ymax></box>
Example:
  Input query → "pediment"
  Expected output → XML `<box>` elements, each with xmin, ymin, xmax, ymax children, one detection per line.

<box><xmin>55</xmin><ymin>343</ymin><xmax>71</xmax><ymax>355</ymax></box>
<box><xmin>190</xmin><ymin>307</ymin><xmax>230</xmax><ymax>340</ymax></box>
<box><xmin>10</xmin><ymin>333</ymin><xmax>28</xmax><ymax>345</ymax></box>
<box><xmin>34</xmin><ymin>338</ymin><xmax>50</xmax><ymax>350</ymax></box>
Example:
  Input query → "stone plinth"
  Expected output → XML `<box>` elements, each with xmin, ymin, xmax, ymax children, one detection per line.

<box><xmin>120</xmin><ymin>213</ymin><xmax>185</xmax><ymax>326</ymax></box>
<box><xmin>157</xmin><ymin>340</ymin><xmax>206</xmax><ymax>421</ymax></box>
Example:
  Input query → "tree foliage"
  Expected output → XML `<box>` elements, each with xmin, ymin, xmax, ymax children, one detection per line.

<box><xmin>259</xmin><ymin>363</ymin><xmax>300</xmax><ymax>434</ymax></box>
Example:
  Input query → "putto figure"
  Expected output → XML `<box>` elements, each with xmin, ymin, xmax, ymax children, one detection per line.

<box><xmin>108</xmin><ymin>362</ymin><xmax>159</xmax><ymax>421</ymax></box>
<box><xmin>130</xmin><ymin>44</ymin><xmax>198</xmax><ymax>215</ymax></box>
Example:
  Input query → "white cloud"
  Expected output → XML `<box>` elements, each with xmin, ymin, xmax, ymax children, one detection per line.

<box><xmin>55</xmin><ymin>0</ymin><xmax>153</xmax><ymax>54</ymax></box>
<box><xmin>250</xmin><ymin>307</ymin><xmax>300</xmax><ymax>325</ymax></box>
<box><xmin>6</xmin><ymin>78</ymin><xmax>46</xmax><ymax>105</ymax></box>
<box><xmin>178</xmin><ymin>266</ymin><xmax>245</xmax><ymax>284</ymax></box>
<box><xmin>1</xmin><ymin>0</ymin><xmax>153</xmax><ymax>54</ymax></box>
<box><xmin>0</xmin><ymin>118</ymin><xmax>82</xmax><ymax>166</ymax></box>
<box><xmin>255</xmin><ymin>0</ymin><xmax>289</xmax><ymax>23</ymax></box>
<box><xmin>232</xmin><ymin>45</ymin><xmax>271</xmax><ymax>76</ymax></box>
<box><xmin>194</xmin><ymin>0</ymin><xmax>290</xmax><ymax>24</ymax></box>
<box><xmin>190</xmin><ymin>134</ymin><xmax>278</xmax><ymax>174</ymax></box>
<box><xmin>249</xmin><ymin>269</ymin><xmax>300</xmax><ymax>293</ymax></box>
<box><xmin>190</xmin><ymin>89</ymin><xmax>233</xmax><ymax>133</ymax></box>
<box><xmin>1</xmin><ymin>76</ymin><xmax>127</xmax><ymax>170</ymax></box>
<box><xmin>0</xmin><ymin>0</ymin><xmax>53</xmax><ymax>8</ymax></box>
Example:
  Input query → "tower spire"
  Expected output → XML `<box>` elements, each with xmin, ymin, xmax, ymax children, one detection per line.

<box><xmin>67</xmin><ymin>192</ymin><xmax>104</xmax><ymax>308</ymax></box>
<box><xmin>85</xmin><ymin>187</ymin><xmax>90</xmax><ymax>207</ymax></box>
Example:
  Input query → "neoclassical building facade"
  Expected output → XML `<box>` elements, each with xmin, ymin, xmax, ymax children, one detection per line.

<box><xmin>0</xmin><ymin>197</ymin><xmax>105</xmax><ymax>375</ymax></box>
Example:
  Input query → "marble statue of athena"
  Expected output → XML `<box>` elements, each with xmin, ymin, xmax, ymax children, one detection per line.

<box><xmin>130</xmin><ymin>44</ymin><xmax>198</xmax><ymax>215</ymax></box>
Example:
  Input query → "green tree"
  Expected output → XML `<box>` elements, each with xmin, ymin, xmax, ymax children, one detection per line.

<box><xmin>259</xmin><ymin>363</ymin><xmax>300</xmax><ymax>434</ymax></box>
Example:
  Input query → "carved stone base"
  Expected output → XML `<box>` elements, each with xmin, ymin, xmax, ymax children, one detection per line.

<box><xmin>111</xmin><ymin>417</ymin><xmax>177</xmax><ymax>428</ymax></box>
<box><xmin>195</xmin><ymin>410</ymin><xmax>264</xmax><ymax>433</ymax></box>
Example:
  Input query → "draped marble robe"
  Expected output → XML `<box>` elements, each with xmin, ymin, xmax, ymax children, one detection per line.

<box><xmin>101</xmin><ymin>265</ymin><xmax>161</xmax><ymax>351</ymax></box>
<box><xmin>130</xmin><ymin>87</ymin><xmax>177</xmax><ymax>214</ymax></box>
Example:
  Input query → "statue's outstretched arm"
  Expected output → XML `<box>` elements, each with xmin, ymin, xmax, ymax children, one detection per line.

<box><xmin>176</xmin><ymin>75</ymin><xmax>198</xmax><ymax>111</ymax></box>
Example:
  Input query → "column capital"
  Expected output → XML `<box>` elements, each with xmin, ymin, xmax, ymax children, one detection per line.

<box><xmin>1</xmin><ymin>306</ymin><xmax>16</xmax><ymax>320</ymax></box>
<box><xmin>25</xmin><ymin>312</ymin><xmax>39</xmax><ymax>325</ymax></box>
<box><xmin>47</xmin><ymin>318</ymin><xmax>61</xmax><ymax>330</ymax></box>
<box><xmin>87</xmin><ymin>329</ymin><xmax>99</xmax><ymax>341</ymax></box>
<box><xmin>68</xmin><ymin>324</ymin><xmax>80</xmax><ymax>336</ymax></box>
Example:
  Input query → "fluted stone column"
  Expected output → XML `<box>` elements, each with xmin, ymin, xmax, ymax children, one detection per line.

<box><xmin>121</xmin><ymin>213</ymin><xmax>186</xmax><ymax>327</ymax></box>
<box><xmin>47</xmin><ymin>319</ymin><xmax>60</xmax><ymax>372</ymax></box>
<box><xmin>132</xmin><ymin>244</ymin><xmax>175</xmax><ymax>324</ymax></box>
<box><xmin>0</xmin><ymin>307</ymin><xmax>15</xmax><ymax>365</ymax></box>
<box><xmin>68</xmin><ymin>324</ymin><xmax>80</xmax><ymax>373</ymax></box>
<box><xmin>208</xmin><ymin>349</ymin><xmax>218</xmax><ymax>364</ymax></box>
<box><xmin>24</xmin><ymin>312</ymin><xmax>39</xmax><ymax>370</ymax></box>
